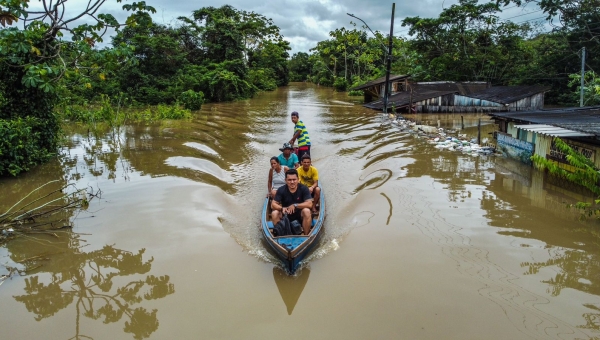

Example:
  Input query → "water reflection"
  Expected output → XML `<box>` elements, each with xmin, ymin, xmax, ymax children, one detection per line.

<box><xmin>58</xmin><ymin>102</ymin><xmax>281</xmax><ymax>192</ymax></box>
<box><xmin>8</xmin><ymin>233</ymin><xmax>174</xmax><ymax>339</ymax></box>
<box><xmin>273</xmin><ymin>267</ymin><xmax>310</xmax><ymax>315</ymax></box>
<box><xmin>403</xmin><ymin>125</ymin><xmax>600</xmax><ymax>303</ymax></box>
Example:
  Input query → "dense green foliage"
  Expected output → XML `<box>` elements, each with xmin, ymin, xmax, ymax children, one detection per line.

<box><xmin>304</xmin><ymin>26</ymin><xmax>405</xmax><ymax>89</ymax></box>
<box><xmin>179</xmin><ymin>90</ymin><xmax>205</xmax><ymax>111</ymax></box>
<box><xmin>308</xmin><ymin>0</ymin><xmax>599</xmax><ymax>105</ymax></box>
<box><xmin>94</xmin><ymin>5</ymin><xmax>290</xmax><ymax>104</ymax></box>
<box><xmin>289</xmin><ymin>52</ymin><xmax>311</xmax><ymax>82</ymax></box>
<box><xmin>60</xmin><ymin>95</ymin><xmax>191</xmax><ymax>127</ymax></box>
<box><xmin>0</xmin><ymin>0</ymin><xmax>156</xmax><ymax>176</ymax></box>
<box><xmin>0</xmin><ymin>117</ymin><xmax>51</xmax><ymax>176</ymax></box>
<box><xmin>532</xmin><ymin>138</ymin><xmax>600</xmax><ymax>218</ymax></box>
<box><xmin>569</xmin><ymin>71</ymin><xmax>600</xmax><ymax>106</ymax></box>
<box><xmin>0</xmin><ymin>2</ymin><xmax>289</xmax><ymax>176</ymax></box>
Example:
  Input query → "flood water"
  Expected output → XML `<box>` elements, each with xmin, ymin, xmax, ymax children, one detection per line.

<box><xmin>2</xmin><ymin>83</ymin><xmax>600</xmax><ymax>339</ymax></box>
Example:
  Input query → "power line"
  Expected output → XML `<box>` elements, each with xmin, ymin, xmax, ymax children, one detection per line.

<box><xmin>395</xmin><ymin>8</ymin><xmax>546</xmax><ymax>36</ymax></box>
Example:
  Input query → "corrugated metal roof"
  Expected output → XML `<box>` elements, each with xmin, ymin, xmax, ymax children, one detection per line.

<box><xmin>364</xmin><ymin>89</ymin><xmax>456</xmax><ymax>110</ymax></box>
<box><xmin>491</xmin><ymin>106</ymin><xmax>600</xmax><ymax>137</ymax></box>
<box><xmin>352</xmin><ymin>75</ymin><xmax>410</xmax><ymax>90</ymax></box>
<box><xmin>515</xmin><ymin>124</ymin><xmax>594</xmax><ymax>137</ymax></box>
<box><xmin>462</xmin><ymin>85</ymin><xmax>551</xmax><ymax>104</ymax></box>
<box><xmin>410</xmin><ymin>81</ymin><xmax>489</xmax><ymax>95</ymax></box>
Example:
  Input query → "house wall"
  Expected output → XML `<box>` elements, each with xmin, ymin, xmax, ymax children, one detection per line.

<box><xmin>496</xmin><ymin>132</ymin><xmax>534</xmax><ymax>164</ymax></box>
<box><xmin>505</xmin><ymin>123</ymin><xmax>600</xmax><ymax>169</ymax></box>
<box><xmin>507</xmin><ymin>93</ymin><xmax>545</xmax><ymax>111</ymax></box>
<box><xmin>454</xmin><ymin>95</ymin><xmax>504</xmax><ymax>108</ymax></box>
<box><xmin>378</xmin><ymin>82</ymin><xmax>401</xmax><ymax>97</ymax></box>
<box><xmin>418</xmin><ymin>106</ymin><xmax>512</xmax><ymax>113</ymax></box>
<box><xmin>454</xmin><ymin>93</ymin><xmax>546</xmax><ymax>112</ymax></box>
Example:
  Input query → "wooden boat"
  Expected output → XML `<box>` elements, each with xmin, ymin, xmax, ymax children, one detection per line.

<box><xmin>261</xmin><ymin>187</ymin><xmax>325</xmax><ymax>274</ymax></box>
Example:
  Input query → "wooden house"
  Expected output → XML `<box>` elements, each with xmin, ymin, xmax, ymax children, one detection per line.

<box><xmin>352</xmin><ymin>75</ymin><xmax>410</xmax><ymax>103</ymax></box>
<box><xmin>364</xmin><ymin>81</ymin><xmax>489</xmax><ymax>113</ymax></box>
<box><xmin>490</xmin><ymin>106</ymin><xmax>600</xmax><ymax>167</ymax></box>
<box><xmin>454</xmin><ymin>85</ymin><xmax>550</xmax><ymax>112</ymax></box>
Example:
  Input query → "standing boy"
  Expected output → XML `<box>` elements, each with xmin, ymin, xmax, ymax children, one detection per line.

<box><xmin>289</xmin><ymin>111</ymin><xmax>311</xmax><ymax>158</ymax></box>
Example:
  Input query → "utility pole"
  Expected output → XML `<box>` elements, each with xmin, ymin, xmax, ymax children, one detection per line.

<box><xmin>382</xmin><ymin>3</ymin><xmax>395</xmax><ymax>115</ymax></box>
<box><xmin>580</xmin><ymin>46</ymin><xmax>586</xmax><ymax>107</ymax></box>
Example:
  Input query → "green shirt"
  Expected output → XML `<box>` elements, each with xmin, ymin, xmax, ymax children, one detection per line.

<box><xmin>294</xmin><ymin>120</ymin><xmax>311</xmax><ymax>147</ymax></box>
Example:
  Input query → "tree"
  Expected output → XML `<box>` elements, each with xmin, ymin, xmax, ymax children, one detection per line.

<box><xmin>177</xmin><ymin>5</ymin><xmax>289</xmax><ymax>100</ymax></box>
<box><xmin>0</xmin><ymin>0</ymin><xmax>156</xmax><ymax>176</ymax></box>
<box><xmin>289</xmin><ymin>52</ymin><xmax>311</xmax><ymax>81</ymax></box>
<box><xmin>496</xmin><ymin>0</ymin><xmax>600</xmax><ymax>103</ymax></box>
<box><xmin>402</xmin><ymin>0</ymin><xmax>532</xmax><ymax>83</ymax></box>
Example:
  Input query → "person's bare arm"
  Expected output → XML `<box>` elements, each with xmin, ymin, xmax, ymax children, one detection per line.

<box><xmin>289</xmin><ymin>130</ymin><xmax>301</xmax><ymax>145</ymax></box>
<box><xmin>271</xmin><ymin>200</ymin><xmax>283</xmax><ymax>211</ymax></box>
<box><xmin>297</xmin><ymin>199</ymin><xmax>313</xmax><ymax>209</ymax></box>
<box><xmin>267</xmin><ymin>169</ymin><xmax>273</xmax><ymax>197</ymax></box>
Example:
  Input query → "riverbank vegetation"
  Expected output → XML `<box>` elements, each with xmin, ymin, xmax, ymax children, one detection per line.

<box><xmin>300</xmin><ymin>0</ymin><xmax>599</xmax><ymax>106</ymax></box>
<box><xmin>532</xmin><ymin>138</ymin><xmax>600</xmax><ymax>218</ymax></box>
<box><xmin>0</xmin><ymin>2</ymin><xmax>290</xmax><ymax>176</ymax></box>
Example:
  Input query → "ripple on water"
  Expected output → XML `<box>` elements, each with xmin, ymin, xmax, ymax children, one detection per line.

<box><xmin>353</xmin><ymin>169</ymin><xmax>393</xmax><ymax>193</ymax></box>
<box><xmin>183</xmin><ymin>142</ymin><xmax>220</xmax><ymax>156</ymax></box>
<box><xmin>165</xmin><ymin>156</ymin><xmax>232</xmax><ymax>183</ymax></box>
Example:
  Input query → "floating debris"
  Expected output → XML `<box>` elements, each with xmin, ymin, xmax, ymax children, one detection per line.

<box><xmin>384</xmin><ymin>115</ymin><xmax>497</xmax><ymax>156</ymax></box>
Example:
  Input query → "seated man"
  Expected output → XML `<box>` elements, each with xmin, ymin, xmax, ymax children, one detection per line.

<box><xmin>272</xmin><ymin>169</ymin><xmax>313</xmax><ymax>235</ymax></box>
<box><xmin>296</xmin><ymin>154</ymin><xmax>321</xmax><ymax>213</ymax></box>
<box><xmin>277</xmin><ymin>143</ymin><xmax>299</xmax><ymax>169</ymax></box>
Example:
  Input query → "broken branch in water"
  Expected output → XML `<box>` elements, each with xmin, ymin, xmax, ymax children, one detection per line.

<box><xmin>0</xmin><ymin>182</ymin><xmax>102</xmax><ymax>245</ymax></box>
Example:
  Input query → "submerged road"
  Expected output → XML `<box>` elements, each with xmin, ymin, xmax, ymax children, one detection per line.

<box><xmin>1</xmin><ymin>83</ymin><xmax>599</xmax><ymax>339</ymax></box>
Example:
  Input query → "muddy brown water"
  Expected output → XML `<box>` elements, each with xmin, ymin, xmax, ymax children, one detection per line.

<box><xmin>2</xmin><ymin>83</ymin><xmax>600</xmax><ymax>339</ymax></box>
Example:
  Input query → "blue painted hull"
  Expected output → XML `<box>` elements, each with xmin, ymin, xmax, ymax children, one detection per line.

<box><xmin>261</xmin><ymin>187</ymin><xmax>325</xmax><ymax>274</ymax></box>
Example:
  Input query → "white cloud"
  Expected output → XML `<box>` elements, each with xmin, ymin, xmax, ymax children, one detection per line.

<box><xmin>20</xmin><ymin>0</ymin><xmax>548</xmax><ymax>54</ymax></box>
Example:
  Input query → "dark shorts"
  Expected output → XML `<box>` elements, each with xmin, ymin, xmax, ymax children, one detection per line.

<box><xmin>287</xmin><ymin>210</ymin><xmax>302</xmax><ymax>223</ymax></box>
<box><xmin>297</xmin><ymin>145</ymin><xmax>311</xmax><ymax>158</ymax></box>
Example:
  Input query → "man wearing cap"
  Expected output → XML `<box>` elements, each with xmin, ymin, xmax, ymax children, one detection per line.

<box><xmin>277</xmin><ymin>143</ymin><xmax>299</xmax><ymax>169</ymax></box>
<box><xmin>289</xmin><ymin>111</ymin><xmax>311</xmax><ymax>158</ymax></box>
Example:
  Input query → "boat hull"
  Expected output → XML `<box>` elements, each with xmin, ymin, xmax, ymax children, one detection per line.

<box><xmin>261</xmin><ymin>187</ymin><xmax>325</xmax><ymax>274</ymax></box>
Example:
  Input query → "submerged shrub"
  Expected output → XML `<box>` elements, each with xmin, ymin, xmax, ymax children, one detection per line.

<box><xmin>153</xmin><ymin>104</ymin><xmax>192</xmax><ymax>120</ymax></box>
<box><xmin>333</xmin><ymin>77</ymin><xmax>348</xmax><ymax>92</ymax></box>
<box><xmin>0</xmin><ymin>117</ymin><xmax>53</xmax><ymax>176</ymax></box>
<box><xmin>179</xmin><ymin>90</ymin><xmax>204</xmax><ymax>110</ymax></box>
<box><xmin>347</xmin><ymin>90</ymin><xmax>364</xmax><ymax>96</ymax></box>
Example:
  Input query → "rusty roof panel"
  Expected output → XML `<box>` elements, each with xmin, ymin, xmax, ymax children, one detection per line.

<box><xmin>490</xmin><ymin>106</ymin><xmax>600</xmax><ymax>136</ymax></box>
<box><xmin>352</xmin><ymin>75</ymin><xmax>411</xmax><ymax>90</ymax></box>
<box><xmin>410</xmin><ymin>81</ymin><xmax>489</xmax><ymax>95</ymax></box>
<box><xmin>463</xmin><ymin>85</ymin><xmax>551</xmax><ymax>104</ymax></box>
<box><xmin>364</xmin><ymin>89</ymin><xmax>456</xmax><ymax>110</ymax></box>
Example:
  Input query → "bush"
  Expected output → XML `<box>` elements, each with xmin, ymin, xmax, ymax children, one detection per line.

<box><xmin>333</xmin><ymin>77</ymin><xmax>348</xmax><ymax>92</ymax></box>
<box><xmin>179</xmin><ymin>90</ymin><xmax>204</xmax><ymax>110</ymax></box>
<box><xmin>0</xmin><ymin>117</ymin><xmax>53</xmax><ymax>176</ymax></box>
<box><xmin>0</xmin><ymin>60</ymin><xmax>59</xmax><ymax>176</ymax></box>
<box><xmin>347</xmin><ymin>90</ymin><xmax>364</xmax><ymax>96</ymax></box>
<box><xmin>248</xmin><ymin>68</ymin><xmax>277</xmax><ymax>91</ymax></box>
<box><xmin>153</xmin><ymin>104</ymin><xmax>192</xmax><ymax>120</ymax></box>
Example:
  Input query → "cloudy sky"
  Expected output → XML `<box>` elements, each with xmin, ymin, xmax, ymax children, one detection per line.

<box><xmin>29</xmin><ymin>0</ymin><xmax>547</xmax><ymax>54</ymax></box>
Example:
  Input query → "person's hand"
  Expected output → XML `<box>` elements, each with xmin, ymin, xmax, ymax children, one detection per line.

<box><xmin>284</xmin><ymin>205</ymin><xmax>295</xmax><ymax>214</ymax></box>
<box><xmin>308</xmin><ymin>186</ymin><xmax>314</xmax><ymax>194</ymax></box>
<box><xmin>266</xmin><ymin>192</ymin><xmax>271</xmax><ymax>198</ymax></box>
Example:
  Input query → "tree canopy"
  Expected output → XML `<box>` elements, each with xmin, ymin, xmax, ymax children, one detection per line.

<box><xmin>0</xmin><ymin>3</ymin><xmax>290</xmax><ymax>176</ymax></box>
<box><xmin>307</xmin><ymin>0</ymin><xmax>598</xmax><ymax>105</ymax></box>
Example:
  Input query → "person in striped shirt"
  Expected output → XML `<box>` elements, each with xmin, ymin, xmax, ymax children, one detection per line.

<box><xmin>289</xmin><ymin>111</ymin><xmax>311</xmax><ymax>158</ymax></box>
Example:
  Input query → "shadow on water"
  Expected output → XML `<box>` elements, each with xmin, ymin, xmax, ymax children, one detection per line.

<box><xmin>273</xmin><ymin>267</ymin><xmax>310</xmax><ymax>315</ymax></box>
<box><xmin>7</xmin><ymin>232</ymin><xmax>174</xmax><ymax>340</ymax></box>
